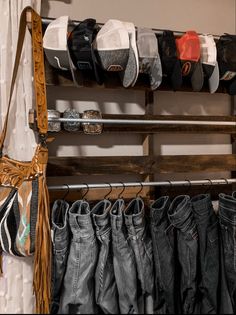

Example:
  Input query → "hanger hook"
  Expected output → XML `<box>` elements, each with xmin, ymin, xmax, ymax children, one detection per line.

<box><xmin>62</xmin><ymin>184</ymin><xmax>70</xmax><ymax>200</ymax></box>
<box><xmin>81</xmin><ymin>183</ymin><xmax>89</xmax><ymax>200</ymax></box>
<box><xmin>185</xmin><ymin>179</ymin><xmax>192</xmax><ymax>194</ymax></box>
<box><xmin>118</xmin><ymin>182</ymin><xmax>125</xmax><ymax>199</ymax></box>
<box><xmin>104</xmin><ymin>183</ymin><xmax>113</xmax><ymax>199</ymax></box>
<box><xmin>220</xmin><ymin>178</ymin><xmax>229</xmax><ymax>185</ymax></box>
<box><xmin>136</xmin><ymin>182</ymin><xmax>143</xmax><ymax>198</ymax></box>
<box><xmin>204</xmin><ymin>178</ymin><xmax>213</xmax><ymax>194</ymax></box>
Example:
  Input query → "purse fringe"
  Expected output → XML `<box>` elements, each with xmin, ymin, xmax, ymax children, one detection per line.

<box><xmin>33</xmin><ymin>174</ymin><xmax>51</xmax><ymax>314</ymax></box>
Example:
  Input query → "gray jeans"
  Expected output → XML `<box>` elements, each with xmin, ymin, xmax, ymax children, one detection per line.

<box><xmin>60</xmin><ymin>200</ymin><xmax>98</xmax><ymax>314</ymax></box>
<box><xmin>110</xmin><ymin>199</ymin><xmax>139</xmax><ymax>314</ymax></box>
<box><xmin>124</xmin><ymin>197</ymin><xmax>154</xmax><ymax>314</ymax></box>
<box><xmin>91</xmin><ymin>199</ymin><xmax>120</xmax><ymax>314</ymax></box>
<box><xmin>51</xmin><ymin>199</ymin><xmax>70</xmax><ymax>314</ymax></box>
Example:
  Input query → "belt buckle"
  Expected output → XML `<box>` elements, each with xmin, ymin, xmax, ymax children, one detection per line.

<box><xmin>82</xmin><ymin>110</ymin><xmax>103</xmax><ymax>135</ymax></box>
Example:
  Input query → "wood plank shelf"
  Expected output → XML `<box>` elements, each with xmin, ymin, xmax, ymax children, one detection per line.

<box><xmin>47</xmin><ymin>154</ymin><xmax>236</xmax><ymax>176</ymax></box>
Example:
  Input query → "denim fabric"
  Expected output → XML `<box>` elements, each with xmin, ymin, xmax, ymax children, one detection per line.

<box><xmin>124</xmin><ymin>197</ymin><xmax>154</xmax><ymax>314</ymax></box>
<box><xmin>60</xmin><ymin>200</ymin><xmax>98</xmax><ymax>314</ymax></box>
<box><xmin>150</xmin><ymin>196</ymin><xmax>178</xmax><ymax>314</ymax></box>
<box><xmin>110</xmin><ymin>199</ymin><xmax>139</xmax><ymax>314</ymax></box>
<box><xmin>168</xmin><ymin>195</ymin><xmax>198</xmax><ymax>314</ymax></box>
<box><xmin>218</xmin><ymin>193</ymin><xmax>236</xmax><ymax>314</ymax></box>
<box><xmin>191</xmin><ymin>194</ymin><xmax>219</xmax><ymax>314</ymax></box>
<box><xmin>91</xmin><ymin>199</ymin><xmax>120</xmax><ymax>314</ymax></box>
<box><xmin>51</xmin><ymin>199</ymin><xmax>70</xmax><ymax>314</ymax></box>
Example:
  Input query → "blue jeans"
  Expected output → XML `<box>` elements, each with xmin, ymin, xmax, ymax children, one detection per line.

<box><xmin>218</xmin><ymin>193</ymin><xmax>236</xmax><ymax>314</ymax></box>
<box><xmin>191</xmin><ymin>194</ymin><xmax>219</xmax><ymax>314</ymax></box>
<box><xmin>168</xmin><ymin>195</ymin><xmax>198</xmax><ymax>314</ymax></box>
<box><xmin>150</xmin><ymin>196</ymin><xmax>177</xmax><ymax>314</ymax></box>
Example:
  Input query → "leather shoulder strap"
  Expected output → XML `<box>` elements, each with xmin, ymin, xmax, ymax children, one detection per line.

<box><xmin>0</xmin><ymin>6</ymin><xmax>48</xmax><ymax>156</ymax></box>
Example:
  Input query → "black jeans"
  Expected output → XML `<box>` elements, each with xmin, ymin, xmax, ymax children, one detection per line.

<box><xmin>124</xmin><ymin>197</ymin><xmax>154</xmax><ymax>314</ymax></box>
<box><xmin>168</xmin><ymin>195</ymin><xmax>198</xmax><ymax>314</ymax></box>
<box><xmin>150</xmin><ymin>196</ymin><xmax>177</xmax><ymax>314</ymax></box>
<box><xmin>91</xmin><ymin>199</ymin><xmax>120</xmax><ymax>314</ymax></box>
<box><xmin>218</xmin><ymin>193</ymin><xmax>236</xmax><ymax>314</ymax></box>
<box><xmin>51</xmin><ymin>199</ymin><xmax>70</xmax><ymax>314</ymax></box>
<box><xmin>110</xmin><ymin>199</ymin><xmax>139</xmax><ymax>314</ymax></box>
<box><xmin>191</xmin><ymin>194</ymin><xmax>219</xmax><ymax>314</ymax></box>
<box><xmin>60</xmin><ymin>200</ymin><xmax>98</xmax><ymax>314</ymax></box>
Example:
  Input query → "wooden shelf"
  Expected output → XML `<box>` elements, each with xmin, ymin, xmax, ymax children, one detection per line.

<box><xmin>47</xmin><ymin>154</ymin><xmax>236</xmax><ymax>177</ymax></box>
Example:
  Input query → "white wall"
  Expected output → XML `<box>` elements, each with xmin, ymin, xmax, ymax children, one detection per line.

<box><xmin>41</xmin><ymin>0</ymin><xmax>235</xmax><ymax>186</ymax></box>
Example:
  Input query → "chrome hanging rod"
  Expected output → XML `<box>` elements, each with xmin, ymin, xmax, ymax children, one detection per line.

<box><xmin>48</xmin><ymin>117</ymin><xmax>236</xmax><ymax>126</ymax></box>
<box><xmin>48</xmin><ymin>178</ymin><xmax>236</xmax><ymax>191</ymax></box>
<box><xmin>41</xmin><ymin>17</ymin><xmax>220</xmax><ymax>39</ymax></box>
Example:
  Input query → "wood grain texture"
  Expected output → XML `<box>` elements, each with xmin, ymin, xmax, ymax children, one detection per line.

<box><xmin>47</xmin><ymin>154</ymin><xmax>236</xmax><ymax>176</ymax></box>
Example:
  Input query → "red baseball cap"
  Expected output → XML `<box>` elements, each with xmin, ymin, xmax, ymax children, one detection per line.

<box><xmin>176</xmin><ymin>31</ymin><xmax>204</xmax><ymax>91</ymax></box>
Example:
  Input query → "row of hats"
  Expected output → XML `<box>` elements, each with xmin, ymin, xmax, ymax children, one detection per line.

<box><xmin>43</xmin><ymin>16</ymin><xmax>236</xmax><ymax>94</ymax></box>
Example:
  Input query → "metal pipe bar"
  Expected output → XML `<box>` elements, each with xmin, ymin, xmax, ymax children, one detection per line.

<box><xmin>41</xmin><ymin>17</ymin><xmax>220</xmax><ymax>39</ymax></box>
<box><xmin>48</xmin><ymin>117</ymin><xmax>236</xmax><ymax>126</ymax></box>
<box><xmin>48</xmin><ymin>178</ymin><xmax>236</xmax><ymax>191</ymax></box>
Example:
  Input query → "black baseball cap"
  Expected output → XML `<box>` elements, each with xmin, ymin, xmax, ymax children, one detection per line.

<box><xmin>158</xmin><ymin>30</ymin><xmax>182</xmax><ymax>91</ymax></box>
<box><xmin>217</xmin><ymin>34</ymin><xmax>236</xmax><ymax>95</ymax></box>
<box><xmin>67</xmin><ymin>18</ymin><xmax>103</xmax><ymax>85</ymax></box>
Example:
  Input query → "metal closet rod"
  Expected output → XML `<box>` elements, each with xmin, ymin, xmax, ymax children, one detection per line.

<box><xmin>48</xmin><ymin>117</ymin><xmax>236</xmax><ymax>126</ymax></box>
<box><xmin>41</xmin><ymin>17</ymin><xmax>220</xmax><ymax>39</ymax></box>
<box><xmin>48</xmin><ymin>178</ymin><xmax>236</xmax><ymax>191</ymax></box>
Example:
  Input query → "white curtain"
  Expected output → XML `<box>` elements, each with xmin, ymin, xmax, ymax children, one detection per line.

<box><xmin>0</xmin><ymin>0</ymin><xmax>41</xmax><ymax>313</ymax></box>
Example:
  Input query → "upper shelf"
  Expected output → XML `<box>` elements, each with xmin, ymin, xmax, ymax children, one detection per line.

<box><xmin>45</xmin><ymin>59</ymin><xmax>229</xmax><ymax>94</ymax></box>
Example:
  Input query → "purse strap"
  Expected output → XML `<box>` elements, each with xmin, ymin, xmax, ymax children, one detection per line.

<box><xmin>0</xmin><ymin>6</ymin><xmax>48</xmax><ymax>157</ymax></box>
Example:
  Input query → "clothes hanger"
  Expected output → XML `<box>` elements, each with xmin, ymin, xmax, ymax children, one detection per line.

<box><xmin>204</xmin><ymin>178</ymin><xmax>213</xmax><ymax>194</ymax></box>
<box><xmin>104</xmin><ymin>183</ymin><xmax>113</xmax><ymax>200</ymax></box>
<box><xmin>81</xmin><ymin>183</ymin><xmax>89</xmax><ymax>201</ymax></box>
<box><xmin>118</xmin><ymin>182</ymin><xmax>126</xmax><ymax>199</ymax></box>
<box><xmin>56</xmin><ymin>184</ymin><xmax>70</xmax><ymax>223</ymax></box>
<box><xmin>135</xmin><ymin>182</ymin><xmax>144</xmax><ymax>198</ymax></box>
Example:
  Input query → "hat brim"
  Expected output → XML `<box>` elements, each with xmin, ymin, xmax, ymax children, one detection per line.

<box><xmin>191</xmin><ymin>61</ymin><xmax>204</xmax><ymax>92</ymax></box>
<box><xmin>209</xmin><ymin>62</ymin><xmax>220</xmax><ymax>93</ymax></box>
<box><xmin>227</xmin><ymin>78</ymin><xmax>236</xmax><ymax>95</ymax></box>
<box><xmin>171</xmin><ymin>60</ymin><xmax>182</xmax><ymax>90</ymax></box>
<box><xmin>91</xmin><ymin>48</ymin><xmax>104</xmax><ymax>85</ymax></box>
<box><xmin>120</xmin><ymin>41</ymin><xmax>138</xmax><ymax>88</ymax></box>
<box><xmin>148</xmin><ymin>57</ymin><xmax>162</xmax><ymax>90</ymax></box>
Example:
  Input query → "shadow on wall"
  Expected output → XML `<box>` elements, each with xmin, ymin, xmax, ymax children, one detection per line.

<box><xmin>41</xmin><ymin>0</ymin><xmax>72</xmax><ymax>16</ymax></box>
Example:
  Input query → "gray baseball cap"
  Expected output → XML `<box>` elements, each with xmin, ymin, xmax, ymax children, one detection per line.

<box><xmin>135</xmin><ymin>27</ymin><xmax>162</xmax><ymax>90</ymax></box>
<box><xmin>94</xmin><ymin>19</ymin><xmax>139</xmax><ymax>88</ymax></box>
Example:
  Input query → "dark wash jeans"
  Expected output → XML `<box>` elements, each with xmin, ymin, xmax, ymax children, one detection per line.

<box><xmin>218</xmin><ymin>193</ymin><xmax>236</xmax><ymax>314</ymax></box>
<box><xmin>191</xmin><ymin>194</ymin><xmax>219</xmax><ymax>314</ymax></box>
<box><xmin>60</xmin><ymin>200</ymin><xmax>98</xmax><ymax>314</ymax></box>
<box><xmin>110</xmin><ymin>199</ymin><xmax>139</xmax><ymax>314</ymax></box>
<box><xmin>51</xmin><ymin>199</ymin><xmax>70</xmax><ymax>314</ymax></box>
<box><xmin>91</xmin><ymin>199</ymin><xmax>120</xmax><ymax>314</ymax></box>
<box><xmin>124</xmin><ymin>197</ymin><xmax>154</xmax><ymax>314</ymax></box>
<box><xmin>168</xmin><ymin>195</ymin><xmax>198</xmax><ymax>314</ymax></box>
<box><xmin>150</xmin><ymin>196</ymin><xmax>178</xmax><ymax>314</ymax></box>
